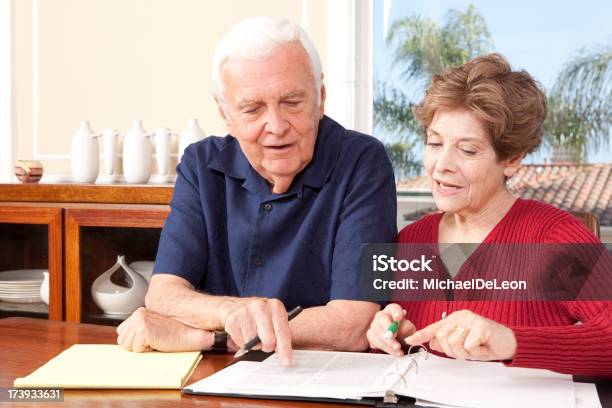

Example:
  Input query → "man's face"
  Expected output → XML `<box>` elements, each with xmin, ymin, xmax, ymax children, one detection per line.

<box><xmin>218</xmin><ymin>42</ymin><xmax>325</xmax><ymax>190</ymax></box>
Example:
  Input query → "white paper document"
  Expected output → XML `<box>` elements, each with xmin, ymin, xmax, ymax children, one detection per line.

<box><xmin>574</xmin><ymin>382</ymin><xmax>602</xmax><ymax>408</ymax></box>
<box><xmin>184</xmin><ymin>350</ymin><xmax>578</xmax><ymax>408</ymax></box>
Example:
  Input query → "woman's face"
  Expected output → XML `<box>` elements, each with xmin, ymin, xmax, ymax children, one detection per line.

<box><xmin>424</xmin><ymin>109</ymin><xmax>520</xmax><ymax>215</ymax></box>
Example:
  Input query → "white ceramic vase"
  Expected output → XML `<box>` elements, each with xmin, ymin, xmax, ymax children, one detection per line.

<box><xmin>101</xmin><ymin>129</ymin><xmax>120</xmax><ymax>175</ymax></box>
<box><xmin>128</xmin><ymin>260</ymin><xmax>155</xmax><ymax>284</ymax></box>
<box><xmin>71</xmin><ymin>120</ymin><xmax>100</xmax><ymax>183</ymax></box>
<box><xmin>122</xmin><ymin>120</ymin><xmax>153</xmax><ymax>184</ymax></box>
<box><xmin>154</xmin><ymin>128</ymin><xmax>175</xmax><ymax>176</ymax></box>
<box><xmin>178</xmin><ymin>118</ymin><xmax>206</xmax><ymax>163</ymax></box>
<box><xmin>91</xmin><ymin>255</ymin><xmax>148</xmax><ymax>316</ymax></box>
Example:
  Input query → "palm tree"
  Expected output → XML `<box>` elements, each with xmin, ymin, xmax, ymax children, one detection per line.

<box><xmin>375</xmin><ymin>5</ymin><xmax>494</xmax><ymax>176</ymax></box>
<box><xmin>544</xmin><ymin>46</ymin><xmax>612</xmax><ymax>161</ymax></box>
<box><xmin>388</xmin><ymin>5</ymin><xmax>493</xmax><ymax>86</ymax></box>
<box><xmin>377</xmin><ymin>4</ymin><xmax>612</xmax><ymax>170</ymax></box>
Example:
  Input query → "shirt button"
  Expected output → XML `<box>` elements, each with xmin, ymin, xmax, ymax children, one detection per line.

<box><xmin>254</xmin><ymin>257</ymin><xmax>263</xmax><ymax>267</ymax></box>
<box><xmin>263</xmin><ymin>203</ymin><xmax>273</xmax><ymax>212</ymax></box>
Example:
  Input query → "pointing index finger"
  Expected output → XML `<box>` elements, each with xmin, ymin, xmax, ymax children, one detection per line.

<box><xmin>404</xmin><ymin>319</ymin><xmax>444</xmax><ymax>345</ymax></box>
<box><xmin>270</xmin><ymin>303</ymin><xmax>293</xmax><ymax>366</ymax></box>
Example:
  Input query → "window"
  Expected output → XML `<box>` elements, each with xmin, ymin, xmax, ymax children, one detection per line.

<box><xmin>374</xmin><ymin>1</ymin><xmax>612</xmax><ymax>237</ymax></box>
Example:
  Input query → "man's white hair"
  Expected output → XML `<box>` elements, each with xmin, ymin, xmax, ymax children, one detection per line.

<box><xmin>212</xmin><ymin>16</ymin><xmax>323</xmax><ymax>105</ymax></box>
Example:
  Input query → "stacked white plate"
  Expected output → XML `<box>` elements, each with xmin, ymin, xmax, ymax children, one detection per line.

<box><xmin>0</xmin><ymin>269</ymin><xmax>46</xmax><ymax>303</ymax></box>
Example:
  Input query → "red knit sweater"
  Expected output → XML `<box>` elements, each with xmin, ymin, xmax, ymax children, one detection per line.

<box><xmin>397</xmin><ymin>198</ymin><xmax>612</xmax><ymax>378</ymax></box>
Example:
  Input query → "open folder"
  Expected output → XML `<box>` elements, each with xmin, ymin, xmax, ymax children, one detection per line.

<box><xmin>14</xmin><ymin>344</ymin><xmax>202</xmax><ymax>389</ymax></box>
<box><xmin>183</xmin><ymin>349</ymin><xmax>578</xmax><ymax>408</ymax></box>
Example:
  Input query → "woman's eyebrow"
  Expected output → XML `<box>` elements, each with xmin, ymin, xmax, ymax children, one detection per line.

<box><xmin>457</xmin><ymin>137</ymin><xmax>485</xmax><ymax>144</ymax></box>
<box><xmin>427</xmin><ymin>129</ymin><xmax>484</xmax><ymax>144</ymax></box>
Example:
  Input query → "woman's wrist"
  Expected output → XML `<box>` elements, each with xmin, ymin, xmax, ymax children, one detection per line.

<box><xmin>501</xmin><ymin>326</ymin><xmax>518</xmax><ymax>361</ymax></box>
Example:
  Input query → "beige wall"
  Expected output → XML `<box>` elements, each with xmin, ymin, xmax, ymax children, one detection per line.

<box><xmin>14</xmin><ymin>0</ymin><xmax>328</xmax><ymax>179</ymax></box>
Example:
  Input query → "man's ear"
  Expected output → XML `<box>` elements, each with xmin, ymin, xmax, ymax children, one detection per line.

<box><xmin>319</xmin><ymin>79</ymin><xmax>326</xmax><ymax>119</ymax></box>
<box><xmin>503</xmin><ymin>153</ymin><xmax>524</xmax><ymax>178</ymax></box>
<box><xmin>214</xmin><ymin>95</ymin><xmax>231</xmax><ymax>128</ymax></box>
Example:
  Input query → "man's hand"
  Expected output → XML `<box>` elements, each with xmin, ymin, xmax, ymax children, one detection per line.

<box><xmin>220</xmin><ymin>297</ymin><xmax>293</xmax><ymax>366</ymax></box>
<box><xmin>405</xmin><ymin>309</ymin><xmax>517</xmax><ymax>361</ymax></box>
<box><xmin>145</xmin><ymin>275</ymin><xmax>377</xmax><ymax>355</ymax></box>
<box><xmin>117</xmin><ymin>307</ymin><xmax>223</xmax><ymax>352</ymax></box>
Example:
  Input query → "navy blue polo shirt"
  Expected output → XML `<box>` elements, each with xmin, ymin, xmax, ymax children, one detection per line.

<box><xmin>153</xmin><ymin>115</ymin><xmax>397</xmax><ymax>310</ymax></box>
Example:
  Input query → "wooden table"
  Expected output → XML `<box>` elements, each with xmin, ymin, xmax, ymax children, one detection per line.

<box><xmin>0</xmin><ymin>317</ymin><xmax>359</xmax><ymax>407</ymax></box>
<box><xmin>1</xmin><ymin>317</ymin><xmax>610</xmax><ymax>407</ymax></box>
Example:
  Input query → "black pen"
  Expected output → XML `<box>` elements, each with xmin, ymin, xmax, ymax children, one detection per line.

<box><xmin>233</xmin><ymin>306</ymin><xmax>303</xmax><ymax>358</ymax></box>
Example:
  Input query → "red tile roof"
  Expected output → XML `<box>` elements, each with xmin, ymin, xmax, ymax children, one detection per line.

<box><xmin>399</xmin><ymin>163</ymin><xmax>612</xmax><ymax>226</ymax></box>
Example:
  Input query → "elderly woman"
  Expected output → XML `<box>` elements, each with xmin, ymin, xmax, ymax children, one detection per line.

<box><xmin>367</xmin><ymin>53</ymin><xmax>612</xmax><ymax>377</ymax></box>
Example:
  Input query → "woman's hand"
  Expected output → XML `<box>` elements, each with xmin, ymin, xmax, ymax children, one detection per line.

<box><xmin>366</xmin><ymin>303</ymin><xmax>416</xmax><ymax>356</ymax></box>
<box><xmin>405</xmin><ymin>309</ymin><xmax>517</xmax><ymax>361</ymax></box>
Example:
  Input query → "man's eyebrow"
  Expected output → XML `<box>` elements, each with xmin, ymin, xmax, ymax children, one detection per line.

<box><xmin>237</xmin><ymin>91</ymin><xmax>305</xmax><ymax>109</ymax></box>
<box><xmin>237</xmin><ymin>98</ymin><xmax>261</xmax><ymax>109</ymax></box>
<box><xmin>281</xmin><ymin>91</ymin><xmax>305</xmax><ymax>99</ymax></box>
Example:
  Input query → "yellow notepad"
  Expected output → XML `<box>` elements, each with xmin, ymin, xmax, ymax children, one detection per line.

<box><xmin>14</xmin><ymin>344</ymin><xmax>202</xmax><ymax>389</ymax></box>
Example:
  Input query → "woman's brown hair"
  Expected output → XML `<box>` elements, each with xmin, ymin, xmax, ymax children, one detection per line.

<box><xmin>413</xmin><ymin>53</ymin><xmax>547</xmax><ymax>160</ymax></box>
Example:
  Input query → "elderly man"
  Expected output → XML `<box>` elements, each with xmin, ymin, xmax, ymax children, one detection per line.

<box><xmin>117</xmin><ymin>16</ymin><xmax>396</xmax><ymax>365</ymax></box>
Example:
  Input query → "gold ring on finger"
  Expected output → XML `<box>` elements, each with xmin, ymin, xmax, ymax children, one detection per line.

<box><xmin>454</xmin><ymin>325</ymin><xmax>469</xmax><ymax>338</ymax></box>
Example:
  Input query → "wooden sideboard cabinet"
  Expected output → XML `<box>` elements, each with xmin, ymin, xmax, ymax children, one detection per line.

<box><xmin>0</xmin><ymin>203</ymin><xmax>62</xmax><ymax>320</ymax></box>
<box><xmin>65</xmin><ymin>204</ymin><xmax>169</xmax><ymax>324</ymax></box>
<box><xmin>0</xmin><ymin>184</ymin><xmax>173</xmax><ymax>325</ymax></box>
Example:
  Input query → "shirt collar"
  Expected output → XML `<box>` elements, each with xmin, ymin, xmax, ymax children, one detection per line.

<box><xmin>300</xmin><ymin>115</ymin><xmax>342</xmax><ymax>189</ymax></box>
<box><xmin>207</xmin><ymin>136</ymin><xmax>250</xmax><ymax>179</ymax></box>
<box><xmin>207</xmin><ymin>115</ymin><xmax>342</xmax><ymax>193</ymax></box>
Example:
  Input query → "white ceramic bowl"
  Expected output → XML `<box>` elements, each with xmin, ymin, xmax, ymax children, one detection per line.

<box><xmin>40</xmin><ymin>271</ymin><xmax>49</xmax><ymax>305</ymax></box>
<box><xmin>91</xmin><ymin>256</ymin><xmax>148</xmax><ymax>317</ymax></box>
<box><xmin>128</xmin><ymin>261</ymin><xmax>155</xmax><ymax>283</ymax></box>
